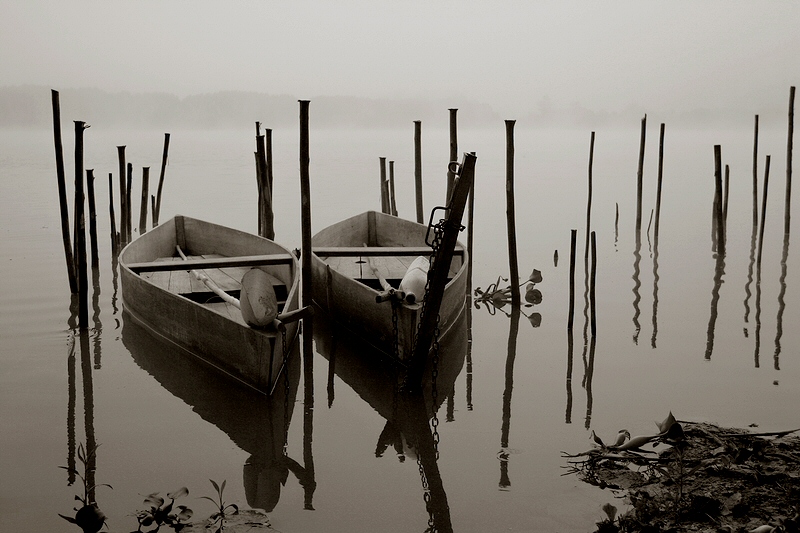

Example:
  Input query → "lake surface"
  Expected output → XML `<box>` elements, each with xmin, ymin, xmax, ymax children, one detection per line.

<box><xmin>1</xmin><ymin>118</ymin><xmax>798</xmax><ymax>532</ymax></box>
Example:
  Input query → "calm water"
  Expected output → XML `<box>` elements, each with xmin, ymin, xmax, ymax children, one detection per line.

<box><xmin>2</xmin><ymin>118</ymin><xmax>799</xmax><ymax>532</ymax></box>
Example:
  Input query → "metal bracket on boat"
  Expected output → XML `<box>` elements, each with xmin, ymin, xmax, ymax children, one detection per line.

<box><xmin>425</xmin><ymin>206</ymin><xmax>465</xmax><ymax>248</ymax></box>
<box><xmin>375</xmin><ymin>288</ymin><xmax>406</xmax><ymax>304</ymax></box>
<box><xmin>272</xmin><ymin>305</ymin><xmax>314</xmax><ymax>331</ymax></box>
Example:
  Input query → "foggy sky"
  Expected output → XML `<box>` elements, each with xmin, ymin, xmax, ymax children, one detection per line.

<box><xmin>2</xmin><ymin>1</ymin><xmax>798</xmax><ymax>117</ymax></box>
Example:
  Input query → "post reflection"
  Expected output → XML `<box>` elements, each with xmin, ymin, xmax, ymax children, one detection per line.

<box><xmin>499</xmin><ymin>306</ymin><xmax>521</xmax><ymax>489</ymax></box>
<box><xmin>121</xmin><ymin>315</ymin><xmax>312</xmax><ymax>512</ymax></box>
<box><xmin>314</xmin><ymin>307</ymin><xmax>467</xmax><ymax>533</ymax></box>
<box><xmin>774</xmin><ymin>233</ymin><xmax>791</xmax><ymax>370</ymax></box>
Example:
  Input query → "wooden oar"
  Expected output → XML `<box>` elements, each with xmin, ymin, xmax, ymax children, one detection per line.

<box><xmin>176</xmin><ymin>245</ymin><xmax>278</xmax><ymax>328</ymax></box>
<box><xmin>363</xmin><ymin>243</ymin><xmax>406</xmax><ymax>303</ymax></box>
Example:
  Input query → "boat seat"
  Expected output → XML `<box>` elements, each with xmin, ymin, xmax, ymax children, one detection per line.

<box><xmin>312</xmin><ymin>246</ymin><xmax>464</xmax><ymax>257</ymax></box>
<box><xmin>127</xmin><ymin>253</ymin><xmax>295</xmax><ymax>273</ymax></box>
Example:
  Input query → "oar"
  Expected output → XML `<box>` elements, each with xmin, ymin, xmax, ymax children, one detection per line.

<box><xmin>177</xmin><ymin>245</ymin><xmax>278</xmax><ymax>328</ymax></box>
<box><xmin>363</xmin><ymin>243</ymin><xmax>406</xmax><ymax>303</ymax></box>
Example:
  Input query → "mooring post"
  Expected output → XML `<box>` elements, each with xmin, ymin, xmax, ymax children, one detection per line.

<box><xmin>505</xmin><ymin>120</ymin><xmax>520</xmax><ymax>308</ymax></box>
<box><xmin>414</xmin><ymin>120</ymin><xmax>423</xmax><ymax>223</ymax></box>
<box><xmin>757</xmin><ymin>155</ymin><xmax>771</xmax><ymax>268</ymax></box>
<box><xmin>74</xmin><ymin>121</ymin><xmax>89</xmax><ymax>329</ymax></box>
<box><xmin>86</xmin><ymin>169</ymin><xmax>99</xmax><ymax>268</ymax></box>
<box><xmin>568</xmin><ymin>229</ymin><xmax>577</xmax><ymax>332</ymax></box>
<box><xmin>117</xmin><ymin>146</ymin><xmax>127</xmax><ymax>243</ymax></box>
<box><xmin>405</xmin><ymin>152</ymin><xmax>476</xmax><ymax>389</ymax></box>
<box><xmin>139</xmin><ymin>167</ymin><xmax>150</xmax><ymax>235</ymax></box>
<box><xmin>107</xmin><ymin>172</ymin><xmax>117</xmax><ymax>254</ymax></box>
<box><xmin>256</xmin><ymin>134</ymin><xmax>274</xmax><ymax>239</ymax></box>
<box><xmin>753</xmin><ymin>115</ymin><xmax>760</xmax><ymax>230</ymax></box>
<box><xmin>785</xmin><ymin>86</ymin><xmax>795</xmax><ymax>236</ymax></box>
<box><xmin>446</xmin><ymin>108</ymin><xmax>458</xmax><ymax>204</ymax></box>
<box><xmin>635</xmin><ymin>115</ymin><xmax>647</xmax><ymax>241</ymax></box>
<box><xmin>51</xmin><ymin>90</ymin><xmax>78</xmax><ymax>294</ymax></box>
<box><xmin>379</xmin><ymin>157</ymin><xmax>389</xmax><ymax>213</ymax></box>
<box><xmin>585</xmin><ymin>131</ymin><xmax>595</xmax><ymax>261</ymax></box>
<box><xmin>714</xmin><ymin>145</ymin><xmax>725</xmax><ymax>255</ymax></box>
<box><xmin>266</xmin><ymin>128</ymin><xmax>274</xmax><ymax>204</ymax></box>
<box><xmin>654</xmin><ymin>123</ymin><xmax>665</xmax><ymax>245</ymax></box>
<box><xmin>154</xmin><ymin>132</ymin><xmax>170</xmax><ymax>227</ymax></box>
<box><xmin>126</xmin><ymin>162</ymin><xmax>133</xmax><ymax>241</ymax></box>
<box><xmin>389</xmin><ymin>160</ymin><xmax>398</xmax><ymax>216</ymax></box>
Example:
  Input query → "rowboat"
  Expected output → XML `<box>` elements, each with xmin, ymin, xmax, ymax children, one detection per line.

<box><xmin>311</xmin><ymin>210</ymin><xmax>468</xmax><ymax>361</ymax></box>
<box><xmin>120</xmin><ymin>215</ymin><xmax>301</xmax><ymax>393</ymax></box>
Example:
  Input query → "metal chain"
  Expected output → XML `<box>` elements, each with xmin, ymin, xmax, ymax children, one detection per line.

<box><xmin>391</xmin><ymin>299</ymin><xmax>400</xmax><ymax>360</ymax></box>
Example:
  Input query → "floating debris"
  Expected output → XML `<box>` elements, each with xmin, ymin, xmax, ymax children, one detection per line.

<box><xmin>563</xmin><ymin>414</ymin><xmax>800</xmax><ymax>532</ymax></box>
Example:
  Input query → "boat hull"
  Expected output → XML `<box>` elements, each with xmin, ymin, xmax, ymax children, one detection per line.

<box><xmin>120</xmin><ymin>216</ymin><xmax>300</xmax><ymax>393</ymax></box>
<box><xmin>311</xmin><ymin>211</ymin><xmax>467</xmax><ymax>360</ymax></box>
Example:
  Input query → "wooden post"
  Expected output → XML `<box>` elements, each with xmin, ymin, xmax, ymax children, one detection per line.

<box><xmin>389</xmin><ymin>160</ymin><xmax>398</xmax><ymax>216</ymax></box>
<box><xmin>256</xmin><ymin>134</ymin><xmax>273</xmax><ymax>239</ymax></box>
<box><xmin>154</xmin><ymin>132</ymin><xmax>170</xmax><ymax>227</ymax></box>
<box><xmin>568</xmin><ymin>229</ymin><xmax>577</xmax><ymax>332</ymax></box>
<box><xmin>52</xmin><ymin>90</ymin><xmax>78</xmax><ymax>293</ymax></box>
<box><xmin>117</xmin><ymin>146</ymin><xmax>127</xmax><ymax>243</ymax></box>
<box><xmin>757</xmin><ymin>155</ymin><xmax>771</xmax><ymax>268</ymax></box>
<box><xmin>446</xmin><ymin>109</ymin><xmax>458</xmax><ymax>204</ymax></box>
<box><xmin>74</xmin><ymin>121</ymin><xmax>89</xmax><ymax>329</ymax></box>
<box><xmin>753</xmin><ymin>115</ymin><xmax>760</xmax><ymax>229</ymax></box>
<box><xmin>266</xmin><ymin>128</ymin><xmax>274</xmax><ymax>204</ymax></box>
<box><xmin>654</xmin><ymin>123</ymin><xmax>665</xmax><ymax>245</ymax></box>
<box><xmin>139</xmin><ymin>167</ymin><xmax>150</xmax><ymax>235</ymax></box>
<box><xmin>635</xmin><ymin>115</ymin><xmax>647</xmax><ymax>241</ymax></box>
<box><xmin>126</xmin><ymin>162</ymin><xmax>133</xmax><ymax>240</ymax></box>
<box><xmin>150</xmin><ymin>195</ymin><xmax>156</xmax><ymax>231</ymax></box>
<box><xmin>584</xmin><ymin>131</ymin><xmax>595</xmax><ymax>261</ymax></box>
<box><xmin>414</xmin><ymin>120</ymin><xmax>423</xmax><ymax>223</ymax></box>
<box><xmin>108</xmin><ymin>172</ymin><xmax>117</xmax><ymax>254</ymax></box>
<box><xmin>785</xmin><ymin>86</ymin><xmax>795</xmax><ymax>236</ymax></box>
<box><xmin>723</xmin><ymin>164</ymin><xmax>730</xmax><ymax>225</ymax></box>
<box><xmin>86</xmin><ymin>169</ymin><xmax>99</xmax><ymax>268</ymax></box>
<box><xmin>714</xmin><ymin>145</ymin><xmax>725</xmax><ymax>255</ymax></box>
<box><xmin>505</xmin><ymin>120</ymin><xmax>520</xmax><ymax>308</ymax></box>
<box><xmin>405</xmin><ymin>152</ymin><xmax>476</xmax><ymax>389</ymax></box>
<box><xmin>379</xmin><ymin>157</ymin><xmax>389</xmax><ymax>213</ymax></box>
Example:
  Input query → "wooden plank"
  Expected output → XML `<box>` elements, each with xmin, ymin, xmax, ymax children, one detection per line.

<box><xmin>322</xmin><ymin>256</ymin><xmax>366</xmax><ymax>279</ymax></box>
<box><xmin>127</xmin><ymin>253</ymin><xmax>294</xmax><ymax>273</ymax></box>
<box><xmin>313</xmin><ymin>246</ymin><xmax>464</xmax><ymax>257</ymax></box>
<box><xmin>204</xmin><ymin>268</ymin><xmax>241</xmax><ymax>291</ymax></box>
<box><xmin>168</xmin><ymin>270</ymin><xmax>193</xmax><ymax>295</ymax></box>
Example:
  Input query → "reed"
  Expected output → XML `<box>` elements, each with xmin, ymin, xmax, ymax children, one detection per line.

<box><xmin>51</xmin><ymin>90</ymin><xmax>78</xmax><ymax>293</ymax></box>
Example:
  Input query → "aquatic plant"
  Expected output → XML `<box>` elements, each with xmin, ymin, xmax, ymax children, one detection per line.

<box><xmin>59</xmin><ymin>442</ymin><xmax>112</xmax><ymax>533</ymax></box>
<box><xmin>133</xmin><ymin>487</ymin><xmax>193</xmax><ymax>532</ymax></box>
<box><xmin>199</xmin><ymin>479</ymin><xmax>238</xmax><ymax>533</ymax></box>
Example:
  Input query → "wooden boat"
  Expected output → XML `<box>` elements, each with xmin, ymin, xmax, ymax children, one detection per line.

<box><xmin>311</xmin><ymin>210</ymin><xmax>468</xmax><ymax>361</ymax></box>
<box><xmin>120</xmin><ymin>215</ymin><xmax>301</xmax><ymax>393</ymax></box>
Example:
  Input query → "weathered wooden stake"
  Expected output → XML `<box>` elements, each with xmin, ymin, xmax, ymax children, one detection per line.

<box><xmin>256</xmin><ymin>134</ymin><xmax>274</xmax><ymax>239</ymax></box>
<box><xmin>379</xmin><ymin>157</ymin><xmax>389</xmax><ymax>213</ymax></box>
<box><xmin>52</xmin><ymin>90</ymin><xmax>78</xmax><ymax>293</ymax></box>
<box><xmin>389</xmin><ymin>160</ymin><xmax>398</xmax><ymax>216</ymax></box>
<box><xmin>584</xmin><ymin>131</ymin><xmax>595</xmax><ymax>261</ymax></box>
<box><xmin>266</xmin><ymin>128</ymin><xmax>274</xmax><ymax>204</ymax></box>
<box><xmin>568</xmin><ymin>229</ymin><xmax>577</xmax><ymax>332</ymax></box>
<box><xmin>713</xmin><ymin>145</ymin><xmax>725</xmax><ymax>255</ymax></box>
<box><xmin>74</xmin><ymin>121</ymin><xmax>89</xmax><ymax>329</ymax></box>
<box><xmin>753</xmin><ymin>115</ymin><xmax>760</xmax><ymax>229</ymax></box>
<box><xmin>635</xmin><ymin>115</ymin><xmax>647</xmax><ymax>240</ymax></box>
<box><xmin>505</xmin><ymin>120</ymin><xmax>520</xmax><ymax>308</ymax></box>
<box><xmin>723</xmin><ymin>164</ymin><xmax>730</xmax><ymax>225</ymax></box>
<box><xmin>126</xmin><ymin>162</ymin><xmax>133</xmax><ymax>240</ymax></box>
<box><xmin>86</xmin><ymin>169</ymin><xmax>99</xmax><ymax>268</ymax></box>
<box><xmin>107</xmin><ymin>172</ymin><xmax>117</xmax><ymax>254</ymax></box>
<box><xmin>298</xmin><ymin>99</ymin><xmax>314</xmax><ymax>466</ymax></box>
<box><xmin>757</xmin><ymin>155</ymin><xmax>771</xmax><ymax>268</ymax></box>
<box><xmin>446</xmin><ymin>108</ymin><xmax>458</xmax><ymax>204</ymax></box>
<box><xmin>414</xmin><ymin>120</ymin><xmax>423</xmax><ymax>223</ymax></box>
<box><xmin>785</xmin><ymin>86</ymin><xmax>795</xmax><ymax>236</ymax></box>
<box><xmin>150</xmin><ymin>195</ymin><xmax>156</xmax><ymax>231</ymax></box>
<box><xmin>654</xmin><ymin>123</ymin><xmax>665</xmax><ymax>244</ymax></box>
<box><xmin>138</xmin><ymin>167</ymin><xmax>150</xmax><ymax>235</ymax></box>
<box><xmin>154</xmin><ymin>132</ymin><xmax>170</xmax><ymax>227</ymax></box>
<box><xmin>117</xmin><ymin>146</ymin><xmax>127</xmax><ymax>243</ymax></box>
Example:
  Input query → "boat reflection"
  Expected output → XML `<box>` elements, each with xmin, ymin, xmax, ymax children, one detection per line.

<box><xmin>122</xmin><ymin>314</ymin><xmax>313</xmax><ymax>512</ymax></box>
<box><xmin>314</xmin><ymin>306</ymin><xmax>468</xmax><ymax>533</ymax></box>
